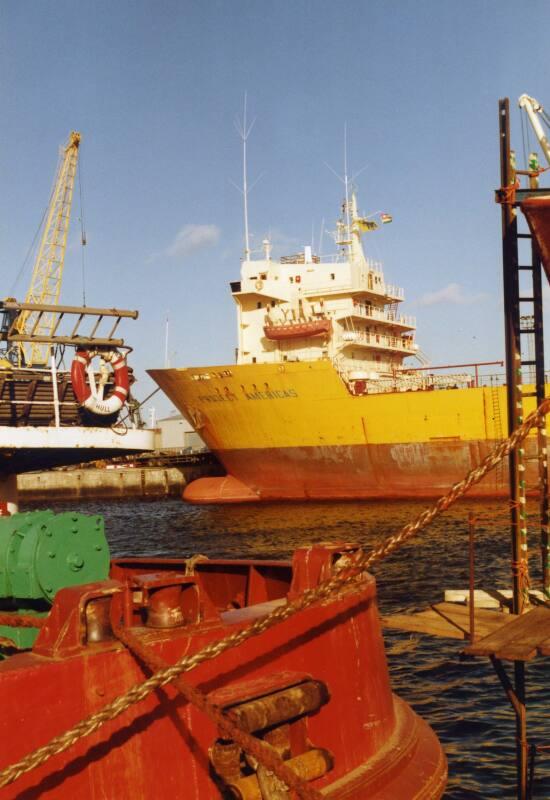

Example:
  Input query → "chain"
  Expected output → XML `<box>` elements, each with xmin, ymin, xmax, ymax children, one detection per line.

<box><xmin>0</xmin><ymin>398</ymin><xmax>548</xmax><ymax>790</ymax></box>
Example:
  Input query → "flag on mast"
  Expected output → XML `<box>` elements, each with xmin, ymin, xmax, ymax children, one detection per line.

<box><xmin>380</xmin><ymin>213</ymin><xmax>393</xmax><ymax>224</ymax></box>
<box><xmin>355</xmin><ymin>217</ymin><xmax>378</xmax><ymax>232</ymax></box>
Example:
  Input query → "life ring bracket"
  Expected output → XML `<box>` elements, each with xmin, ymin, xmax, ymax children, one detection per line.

<box><xmin>70</xmin><ymin>348</ymin><xmax>130</xmax><ymax>417</ymax></box>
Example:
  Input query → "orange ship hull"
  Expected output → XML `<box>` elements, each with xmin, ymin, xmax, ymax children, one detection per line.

<box><xmin>183</xmin><ymin>439</ymin><xmax>519</xmax><ymax>503</ymax></box>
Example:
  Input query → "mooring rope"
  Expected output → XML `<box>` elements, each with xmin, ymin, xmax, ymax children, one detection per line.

<box><xmin>115</xmin><ymin>624</ymin><xmax>323</xmax><ymax>800</ymax></box>
<box><xmin>0</xmin><ymin>613</ymin><xmax>44</xmax><ymax>629</ymax></box>
<box><xmin>0</xmin><ymin>398</ymin><xmax>547</xmax><ymax>790</ymax></box>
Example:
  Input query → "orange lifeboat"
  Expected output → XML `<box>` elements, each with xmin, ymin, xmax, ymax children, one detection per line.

<box><xmin>264</xmin><ymin>319</ymin><xmax>331</xmax><ymax>340</ymax></box>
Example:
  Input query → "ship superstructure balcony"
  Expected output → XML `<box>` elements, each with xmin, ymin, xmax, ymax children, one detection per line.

<box><xmin>337</xmin><ymin>303</ymin><xmax>416</xmax><ymax>332</ymax></box>
<box><xmin>339</xmin><ymin>330</ymin><xmax>417</xmax><ymax>355</ymax></box>
<box><xmin>302</xmin><ymin>277</ymin><xmax>404</xmax><ymax>304</ymax></box>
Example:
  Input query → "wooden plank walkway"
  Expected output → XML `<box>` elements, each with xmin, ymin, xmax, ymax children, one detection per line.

<box><xmin>382</xmin><ymin>601</ymin><xmax>550</xmax><ymax>662</ymax></box>
<box><xmin>432</xmin><ymin>602</ymin><xmax>515</xmax><ymax>639</ymax></box>
<box><xmin>382</xmin><ymin>608</ymin><xmax>466</xmax><ymax>640</ymax></box>
<box><xmin>382</xmin><ymin>602</ymin><xmax>515</xmax><ymax>640</ymax></box>
<box><xmin>464</xmin><ymin>605</ymin><xmax>550</xmax><ymax>661</ymax></box>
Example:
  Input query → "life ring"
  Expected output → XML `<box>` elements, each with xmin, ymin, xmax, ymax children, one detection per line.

<box><xmin>71</xmin><ymin>349</ymin><xmax>130</xmax><ymax>416</ymax></box>
<box><xmin>255</xmin><ymin>279</ymin><xmax>264</xmax><ymax>291</ymax></box>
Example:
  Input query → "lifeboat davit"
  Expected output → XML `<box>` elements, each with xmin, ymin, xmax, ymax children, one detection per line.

<box><xmin>264</xmin><ymin>319</ymin><xmax>331</xmax><ymax>340</ymax></box>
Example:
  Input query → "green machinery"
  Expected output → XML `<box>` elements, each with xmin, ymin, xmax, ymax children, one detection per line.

<box><xmin>0</xmin><ymin>511</ymin><xmax>110</xmax><ymax>650</ymax></box>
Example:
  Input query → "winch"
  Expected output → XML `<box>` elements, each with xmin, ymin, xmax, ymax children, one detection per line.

<box><xmin>0</xmin><ymin>510</ymin><xmax>109</xmax><ymax>650</ymax></box>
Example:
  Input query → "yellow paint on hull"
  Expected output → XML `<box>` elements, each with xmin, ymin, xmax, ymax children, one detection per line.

<box><xmin>149</xmin><ymin>360</ymin><xmax>521</xmax><ymax>451</ymax></box>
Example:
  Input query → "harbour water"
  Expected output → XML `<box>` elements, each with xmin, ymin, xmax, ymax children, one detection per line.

<box><xmin>23</xmin><ymin>496</ymin><xmax>550</xmax><ymax>799</ymax></box>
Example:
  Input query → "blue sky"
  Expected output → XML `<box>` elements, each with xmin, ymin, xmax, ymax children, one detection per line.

<box><xmin>2</xmin><ymin>1</ymin><xmax>550</xmax><ymax>417</ymax></box>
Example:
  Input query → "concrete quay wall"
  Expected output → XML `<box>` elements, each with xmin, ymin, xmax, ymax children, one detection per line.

<box><xmin>17</xmin><ymin>466</ymin><xmax>194</xmax><ymax>501</ymax></box>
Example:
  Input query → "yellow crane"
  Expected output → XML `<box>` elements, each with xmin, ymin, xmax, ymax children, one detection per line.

<box><xmin>14</xmin><ymin>131</ymin><xmax>81</xmax><ymax>366</ymax></box>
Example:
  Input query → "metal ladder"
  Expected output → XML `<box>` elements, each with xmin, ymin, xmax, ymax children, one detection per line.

<box><xmin>490</xmin><ymin>382</ymin><xmax>505</xmax><ymax>487</ymax></box>
<box><xmin>499</xmin><ymin>98</ymin><xmax>549</xmax><ymax>611</ymax></box>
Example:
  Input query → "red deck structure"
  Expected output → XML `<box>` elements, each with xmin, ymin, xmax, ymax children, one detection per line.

<box><xmin>0</xmin><ymin>543</ymin><xmax>446</xmax><ymax>799</ymax></box>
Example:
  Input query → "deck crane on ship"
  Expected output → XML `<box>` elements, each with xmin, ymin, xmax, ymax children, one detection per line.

<box><xmin>0</xmin><ymin>131</ymin><xmax>155</xmax><ymax>513</ymax></box>
<box><xmin>518</xmin><ymin>94</ymin><xmax>550</xmax><ymax>166</ymax></box>
<box><xmin>10</xmin><ymin>131</ymin><xmax>81</xmax><ymax>367</ymax></box>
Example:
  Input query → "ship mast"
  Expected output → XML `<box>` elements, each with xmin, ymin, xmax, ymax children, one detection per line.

<box><xmin>343</xmin><ymin>123</ymin><xmax>352</xmax><ymax>243</ymax></box>
<box><xmin>333</xmin><ymin>126</ymin><xmax>367</xmax><ymax>263</ymax></box>
<box><xmin>235</xmin><ymin>94</ymin><xmax>254</xmax><ymax>261</ymax></box>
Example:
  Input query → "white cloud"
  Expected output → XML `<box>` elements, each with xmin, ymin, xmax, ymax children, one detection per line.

<box><xmin>153</xmin><ymin>223</ymin><xmax>220</xmax><ymax>261</ymax></box>
<box><xmin>417</xmin><ymin>282</ymin><xmax>487</xmax><ymax>307</ymax></box>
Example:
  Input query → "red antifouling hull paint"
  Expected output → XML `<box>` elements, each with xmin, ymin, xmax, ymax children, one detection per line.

<box><xmin>184</xmin><ymin>439</ymin><xmax>529</xmax><ymax>503</ymax></box>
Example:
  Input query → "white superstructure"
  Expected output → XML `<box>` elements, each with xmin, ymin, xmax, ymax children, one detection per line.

<box><xmin>231</xmin><ymin>191</ymin><xmax>418</xmax><ymax>390</ymax></box>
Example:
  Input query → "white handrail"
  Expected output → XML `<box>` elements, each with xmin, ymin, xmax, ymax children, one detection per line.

<box><xmin>51</xmin><ymin>355</ymin><xmax>60</xmax><ymax>428</ymax></box>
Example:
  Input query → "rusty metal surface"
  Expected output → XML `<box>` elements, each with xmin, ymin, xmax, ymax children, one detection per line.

<box><xmin>228</xmin><ymin>681</ymin><xmax>329</xmax><ymax>733</ymax></box>
<box><xmin>0</xmin><ymin>546</ymin><xmax>447</xmax><ymax>799</ymax></box>
<box><xmin>182</xmin><ymin>438</ymin><xmax>545</xmax><ymax>503</ymax></box>
<box><xmin>229</xmin><ymin>750</ymin><xmax>333</xmax><ymax>800</ymax></box>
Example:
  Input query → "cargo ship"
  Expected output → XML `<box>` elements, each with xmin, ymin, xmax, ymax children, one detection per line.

<box><xmin>150</xmin><ymin>189</ymin><xmax>531</xmax><ymax>503</ymax></box>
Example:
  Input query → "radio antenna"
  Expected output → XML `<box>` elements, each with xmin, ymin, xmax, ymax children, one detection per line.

<box><xmin>344</xmin><ymin>122</ymin><xmax>351</xmax><ymax>234</ymax></box>
<box><xmin>164</xmin><ymin>312</ymin><xmax>170</xmax><ymax>368</ymax></box>
<box><xmin>234</xmin><ymin>93</ymin><xmax>256</xmax><ymax>260</ymax></box>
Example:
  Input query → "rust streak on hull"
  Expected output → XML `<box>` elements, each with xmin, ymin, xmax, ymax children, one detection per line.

<box><xmin>184</xmin><ymin>440</ymin><xmax>535</xmax><ymax>503</ymax></box>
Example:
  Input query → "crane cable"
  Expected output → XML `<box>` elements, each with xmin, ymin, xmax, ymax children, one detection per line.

<box><xmin>8</xmin><ymin>204</ymin><xmax>50</xmax><ymax>298</ymax></box>
<box><xmin>540</xmin><ymin>107</ymin><xmax>550</xmax><ymax>129</ymax></box>
<box><xmin>8</xmin><ymin>142</ymin><xmax>67</xmax><ymax>298</ymax></box>
<box><xmin>520</xmin><ymin>107</ymin><xmax>531</xmax><ymax>171</ymax></box>
<box><xmin>77</xmin><ymin>156</ymin><xmax>87</xmax><ymax>307</ymax></box>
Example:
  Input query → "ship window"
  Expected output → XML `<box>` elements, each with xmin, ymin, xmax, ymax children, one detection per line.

<box><xmin>257</xmin><ymin>302</ymin><xmax>262</xmax><ymax>309</ymax></box>
<box><xmin>283</xmin><ymin>355</ymin><xmax>288</xmax><ymax>361</ymax></box>
<box><xmin>260</xmin><ymin>273</ymin><xmax>267</xmax><ymax>280</ymax></box>
<box><xmin>330</xmin><ymin>273</ymin><xmax>335</xmax><ymax>280</ymax></box>
<box><xmin>252</xmin><ymin>357</ymin><xmax>257</xmax><ymax>363</ymax></box>
<box><xmin>289</xmin><ymin>277</ymin><xmax>294</xmax><ymax>283</ymax></box>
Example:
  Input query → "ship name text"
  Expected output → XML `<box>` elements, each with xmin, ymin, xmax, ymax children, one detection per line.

<box><xmin>197</xmin><ymin>388</ymin><xmax>298</xmax><ymax>403</ymax></box>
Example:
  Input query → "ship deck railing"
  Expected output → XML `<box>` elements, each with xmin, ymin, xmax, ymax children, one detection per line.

<box><xmin>0</xmin><ymin>301</ymin><xmax>141</xmax><ymax>428</ymax></box>
<box><xmin>302</xmin><ymin>281</ymin><xmax>405</xmax><ymax>302</ymax></box>
<box><xmin>338</xmin><ymin>331</ymin><xmax>416</xmax><ymax>353</ymax></box>
<box><xmin>337</xmin><ymin>305</ymin><xmax>416</xmax><ymax>328</ymax></box>
<box><xmin>0</xmin><ymin>362</ymin><xmax>103</xmax><ymax>428</ymax></box>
